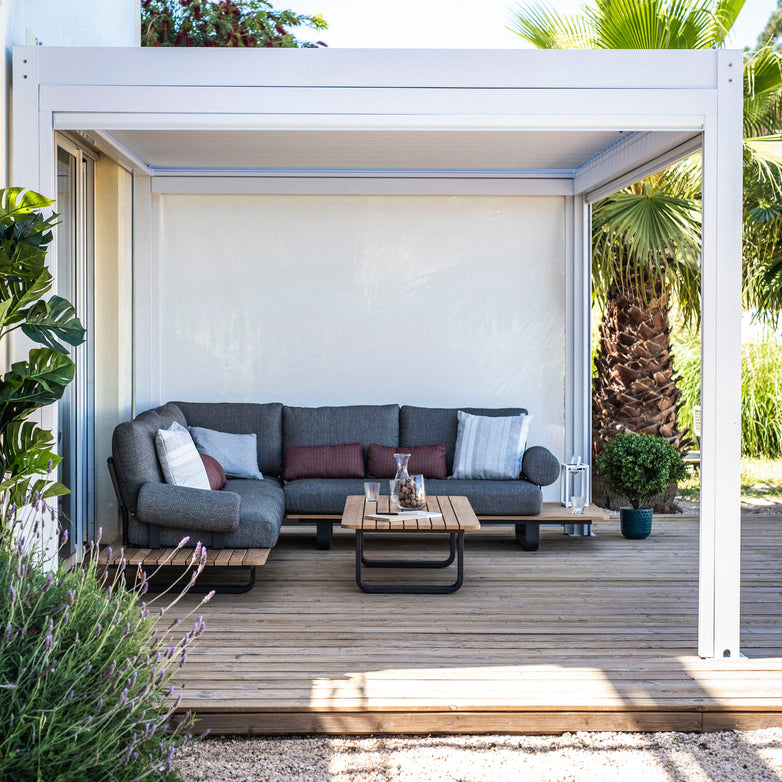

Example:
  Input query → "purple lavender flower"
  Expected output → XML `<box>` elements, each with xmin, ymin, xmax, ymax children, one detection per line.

<box><xmin>43</xmin><ymin>634</ymin><xmax>52</xmax><ymax>651</ymax></box>
<box><xmin>67</xmin><ymin>589</ymin><xmax>75</xmax><ymax>606</ymax></box>
<box><xmin>8</xmin><ymin>585</ymin><xmax>15</xmax><ymax>604</ymax></box>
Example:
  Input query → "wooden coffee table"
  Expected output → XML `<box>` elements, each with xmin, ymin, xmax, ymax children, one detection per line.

<box><xmin>340</xmin><ymin>495</ymin><xmax>480</xmax><ymax>594</ymax></box>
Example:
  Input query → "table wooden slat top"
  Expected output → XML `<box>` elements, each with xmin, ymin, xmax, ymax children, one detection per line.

<box><xmin>341</xmin><ymin>495</ymin><xmax>481</xmax><ymax>531</ymax></box>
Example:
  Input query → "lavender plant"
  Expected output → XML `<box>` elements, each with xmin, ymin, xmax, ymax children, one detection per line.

<box><xmin>0</xmin><ymin>499</ymin><xmax>213</xmax><ymax>781</ymax></box>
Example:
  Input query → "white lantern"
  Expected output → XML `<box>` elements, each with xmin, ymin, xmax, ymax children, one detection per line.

<box><xmin>560</xmin><ymin>459</ymin><xmax>590</xmax><ymax>508</ymax></box>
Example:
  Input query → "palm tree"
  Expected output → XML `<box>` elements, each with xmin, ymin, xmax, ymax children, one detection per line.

<box><xmin>509</xmin><ymin>0</ymin><xmax>782</xmax><ymax>466</ymax></box>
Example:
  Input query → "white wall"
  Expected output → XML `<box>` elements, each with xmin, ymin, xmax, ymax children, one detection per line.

<box><xmin>2</xmin><ymin>0</ymin><xmax>140</xmax><ymax>186</ymax></box>
<box><xmin>151</xmin><ymin>193</ymin><xmax>566</xmax><ymax>479</ymax></box>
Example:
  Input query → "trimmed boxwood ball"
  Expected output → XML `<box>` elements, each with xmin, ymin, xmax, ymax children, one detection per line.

<box><xmin>596</xmin><ymin>432</ymin><xmax>688</xmax><ymax>510</ymax></box>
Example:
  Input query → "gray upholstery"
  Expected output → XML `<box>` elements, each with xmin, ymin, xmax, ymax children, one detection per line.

<box><xmin>400</xmin><ymin>406</ymin><xmax>527</xmax><ymax>473</ymax></box>
<box><xmin>283</xmin><ymin>405</ymin><xmax>399</xmax><ymax>453</ymax></box>
<box><xmin>174</xmin><ymin>402</ymin><xmax>284</xmax><ymax>477</ymax></box>
<box><xmin>221</xmin><ymin>479</ymin><xmax>285</xmax><ymax>548</ymax></box>
<box><xmin>426</xmin><ymin>478</ymin><xmax>542</xmax><ymax>515</ymax></box>
<box><xmin>129</xmin><ymin>478</ymin><xmax>284</xmax><ymax>548</ymax></box>
<box><xmin>284</xmin><ymin>478</ymin><xmax>366</xmax><ymax>515</ymax></box>
<box><xmin>112</xmin><ymin>403</ymin><xmax>187</xmax><ymax>514</ymax></box>
<box><xmin>113</xmin><ymin>401</ymin><xmax>557</xmax><ymax>551</ymax></box>
<box><xmin>137</xmin><ymin>482</ymin><xmax>241</xmax><ymax>532</ymax></box>
<box><xmin>521</xmin><ymin>446</ymin><xmax>561</xmax><ymax>487</ymax></box>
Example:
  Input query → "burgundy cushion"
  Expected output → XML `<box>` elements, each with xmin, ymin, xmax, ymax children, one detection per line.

<box><xmin>284</xmin><ymin>443</ymin><xmax>365</xmax><ymax>481</ymax></box>
<box><xmin>367</xmin><ymin>443</ymin><xmax>448</xmax><ymax>480</ymax></box>
<box><xmin>200</xmin><ymin>453</ymin><xmax>227</xmax><ymax>491</ymax></box>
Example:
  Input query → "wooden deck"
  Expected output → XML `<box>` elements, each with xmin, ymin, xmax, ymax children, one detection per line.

<box><xmin>169</xmin><ymin>515</ymin><xmax>782</xmax><ymax>735</ymax></box>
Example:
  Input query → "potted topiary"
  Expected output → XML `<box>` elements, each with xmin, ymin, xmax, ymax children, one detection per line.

<box><xmin>596</xmin><ymin>432</ymin><xmax>688</xmax><ymax>539</ymax></box>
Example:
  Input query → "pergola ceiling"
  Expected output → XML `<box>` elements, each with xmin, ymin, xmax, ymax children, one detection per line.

<box><xmin>102</xmin><ymin>128</ymin><xmax>630</xmax><ymax>174</ymax></box>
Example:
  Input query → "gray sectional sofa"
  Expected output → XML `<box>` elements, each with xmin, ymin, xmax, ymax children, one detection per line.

<box><xmin>111</xmin><ymin>402</ymin><xmax>560</xmax><ymax>551</ymax></box>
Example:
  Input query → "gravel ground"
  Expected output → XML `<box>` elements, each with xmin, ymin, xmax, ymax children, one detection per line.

<box><xmin>176</xmin><ymin>729</ymin><xmax>782</xmax><ymax>781</ymax></box>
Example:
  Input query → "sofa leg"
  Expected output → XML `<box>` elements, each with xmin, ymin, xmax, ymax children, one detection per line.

<box><xmin>316</xmin><ymin>521</ymin><xmax>332</xmax><ymax>550</ymax></box>
<box><xmin>515</xmin><ymin>522</ymin><xmax>540</xmax><ymax>552</ymax></box>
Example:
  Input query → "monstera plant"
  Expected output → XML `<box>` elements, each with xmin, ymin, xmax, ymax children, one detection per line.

<box><xmin>0</xmin><ymin>188</ymin><xmax>85</xmax><ymax>510</ymax></box>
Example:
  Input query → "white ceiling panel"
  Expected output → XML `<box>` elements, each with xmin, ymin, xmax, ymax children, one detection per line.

<box><xmin>104</xmin><ymin>128</ymin><xmax>629</xmax><ymax>173</ymax></box>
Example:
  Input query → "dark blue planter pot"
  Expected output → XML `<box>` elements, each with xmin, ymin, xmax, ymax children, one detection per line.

<box><xmin>620</xmin><ymin>508</ymin><xmax>653</xmax><ymax>539</ymax></box>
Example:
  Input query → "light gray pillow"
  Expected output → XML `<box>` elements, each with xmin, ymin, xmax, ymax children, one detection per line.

<box><xmin>155</xmin><ymin>421</ymin><xmax>211</xmax><ymax>490</ymax></box>
<box><xmin>189</xmin><ymin>426</ymin><xmax>263</xmax><ymax>480</ymax></box>
<box><xmin>450</xmin><ymin>411</ymin><xmax>532</xmax><ymax>480</ymax></box>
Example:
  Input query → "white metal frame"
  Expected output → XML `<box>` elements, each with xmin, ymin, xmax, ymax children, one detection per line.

<box><xmin>12</xmin><ymin>46</ymin><xmax>743</xmax><ymax>659</ymax></box>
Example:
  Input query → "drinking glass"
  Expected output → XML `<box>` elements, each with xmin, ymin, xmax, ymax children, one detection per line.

<box><xmin>364</xmin><ymin>482</ymin><xmax>380</xmax><ymax>503</ymax></box>
<box><xmin>571</xmin><ymin>495</ymin><xmax>586</xmax><ymax>515</ymax></box>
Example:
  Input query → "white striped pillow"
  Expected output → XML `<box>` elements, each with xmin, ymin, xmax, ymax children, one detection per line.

<box><xmin>451</xmin><ymin>411</ymin><xmax>532</xmax><ymax>480</ymax></box>
<box><xmin>155</xmin><ymin>421</ymin><xmax>211</xmax><ymax>490</ymax></box>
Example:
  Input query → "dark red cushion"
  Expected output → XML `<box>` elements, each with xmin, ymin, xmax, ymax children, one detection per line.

<box><xmin>284</xmin><ymin>443</ymin><xmax>365</xmax><ymax>481</ymax></box>
<box><xmin>367</xmin><ymin>443</ymin><xmax>448</xmax><ymax>480</ymax></box>
<box><xmin>200</xmin><ymin>453</ymin><xmax>227</xmax><ymax>491</ymax></box>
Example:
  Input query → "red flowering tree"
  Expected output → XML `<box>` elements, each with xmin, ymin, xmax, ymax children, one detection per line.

<box><xmin>141</xmin><ymin>0</ymin><xmax>327</xmax><ymax>47</ymax></box>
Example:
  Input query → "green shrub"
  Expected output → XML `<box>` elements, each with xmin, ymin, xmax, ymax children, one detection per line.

<box><xmin>597</xmin><ymin>432</ymin><xmax>688</xmax><ymax>509</ymax></box>
<box><xmin>0</xmin><ymin>506</ymin><xmax>210</xmax><ymax>781</ymax></box>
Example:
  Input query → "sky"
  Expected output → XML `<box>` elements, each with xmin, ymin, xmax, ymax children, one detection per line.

<box><xmin>286</xmin><ymin>0</ymin><xmax>778</xmax><ymax>50</ymax></box>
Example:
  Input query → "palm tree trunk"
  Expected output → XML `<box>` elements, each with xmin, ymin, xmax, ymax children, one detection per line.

<box><xmin>592</xmin><ymin>264</ymin><xmax>689</xmax><ymax>456</ymax></box>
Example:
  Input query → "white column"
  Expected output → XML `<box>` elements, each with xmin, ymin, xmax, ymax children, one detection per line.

<box><xmin>564</xmin><ymin>196</ymin><xmax>592</xmax><ymax>487</ymax></box>
<box><xmin>698</xmin><ymin>50</ymin><xmax>743</xmax><ymax>659</ymax></box>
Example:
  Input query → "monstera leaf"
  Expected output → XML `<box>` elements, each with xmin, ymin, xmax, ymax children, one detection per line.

<box><xmin>0</xmin><ymin>349</ymin><xmax>75</xmax><ymax>423</ymax></box>
<box><xmin>21</xmin><ymin>296</ymin><xmax>85</xmax><ymax>354</ymax></box>
<box><xmin>0</xmin><ymin>419</ymin><xmax>66</xmax><ymax>504</ymax></box>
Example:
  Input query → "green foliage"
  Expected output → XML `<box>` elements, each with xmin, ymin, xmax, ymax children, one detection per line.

<box><xmin>757</xmin><ymin>0</ymin><xmax>782</xmax><ymax>49</ymax></box>
<box><xmin>742</xmin><ymin>339</ymin><xmax>782</xmax><ymax>457</ymax></box>
<box><xmin>141</xmin><ymin>0</ymin><xmax>327</xmax><ymax>48</ymax></box>
<box><xmin>597</xmin><ymin>432</ymin><xmax>688</xmax><ymax>508</ymax></box>
<box><xmin>0</xmin><ymin>506</ymin><xmax>210</xmax><ymax>781</ymax></box>
<box><xmin>0</xmin><ymin>188</ymin><xmax>85</xmax><ymax>508</ymax></box>
<box><xmin>669</xmin><ymin>321</ymin><xmax>701</xmax><ymax>445</ymax></box>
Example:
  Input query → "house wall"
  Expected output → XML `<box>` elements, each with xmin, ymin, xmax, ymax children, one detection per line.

<box><xmin>147</xmin><ymin>192</ymin><xmax>566</xmax><ymax>495</ymax></box>
<box><xmin>94</xmin><ymin>156</ymin><xmax>133</xmax><ymax>539</ymax></box>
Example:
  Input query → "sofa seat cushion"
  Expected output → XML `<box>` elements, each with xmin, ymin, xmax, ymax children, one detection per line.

<box><xmin>284</xmin><ymin>478</ymin><xmax>368</xmax><ymax>515</ymax></box>
<box><xmin>423</xmin><ymin>478</ymin><xmax>542</xmax><ymax>516</ymax></box>
<box><xmin>128</xmin><ymin>477</ymin><xmax>285</xmax><ymax>549</ymax></box>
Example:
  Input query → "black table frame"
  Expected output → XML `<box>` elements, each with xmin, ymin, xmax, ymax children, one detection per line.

<box><xmin>354</xmin><ymin>529</ymin><xmax>465</xmax><ymax>594</ymax></box>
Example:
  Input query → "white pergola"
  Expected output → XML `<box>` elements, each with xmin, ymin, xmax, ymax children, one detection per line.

<box><xmin>13</xmin><ymin>46</ymin><xmax>742</xmax><ymax>659</ymax></box>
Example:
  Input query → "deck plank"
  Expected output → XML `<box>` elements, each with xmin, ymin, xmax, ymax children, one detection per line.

<box><xmin>158</xmin><ymin>516</ymin><xmax>782</xmax><ymax>734</ymax></box>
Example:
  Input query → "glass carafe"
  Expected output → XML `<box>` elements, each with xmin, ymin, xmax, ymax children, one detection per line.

<box><xmin>393</xmin><ymin>453</ymin><xmax>426</xmax><ymax>510</ymax></box>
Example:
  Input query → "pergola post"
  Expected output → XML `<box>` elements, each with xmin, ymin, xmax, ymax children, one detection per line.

<box><xmin>698</xmin><ymin>50</ymin><xmax>744</xmax><ymax>659</ymax></box>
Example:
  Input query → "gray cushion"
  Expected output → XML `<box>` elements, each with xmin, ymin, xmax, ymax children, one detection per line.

<box><xmin>521</xmin><ymin>446</ymin><xmax>560</xmax><ymax>487</ymax></box>
<box><xmin>189</xmin><ymin>426</ymin><xmax>263</xmax><ymax>480</ymax></box>
<box><xmin>173</xmin><ymin>402</ymin><xmax>284</xmax><ymax>477</ymax></box>
<box><xmin>221</xmin><ymin>479</ymin><xmax>285</xmax><ymax>548</ymax></box>
<box><xmin>284</xmin><ymin>478</ymin><xmax>367</xmax><ymax>515</ymax></box>
<box><xmin>283</xmin><ymin>476</ymin><xmax>542</xmax><ymax>516</ymax></box>
<box><xmin>400</xmin><ymin>406</ymin><xmax>527</xmax><ymax>473</ymax></box>
<box><xmin>137</xmin><ymin>482</ymin><xmax>240</xmax><ymax>532</ymax></box>
<box><xmin>283</xmin><ymin>405</ymin><xmax>399</xmax><ymax>453</ymax></box>
<box><xmin>128</xmin><ymin>477</ymin><xmax>284</xmax><ymax>548</ymax></box>
<box><xmin>423</xmin><ymin>478</ymin><xmax>542</xmax><ymax>515</ymax></box>
<box><xmin>112</xmin><ymin>403</ymin><xmax>187</xmax><ymax>514</ymax></box>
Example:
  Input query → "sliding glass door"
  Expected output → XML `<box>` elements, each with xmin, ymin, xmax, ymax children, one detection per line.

<box><xmin>56</xmin><ymin>138</ymin><xmax>95</xmax><ymax>558</ymax></box>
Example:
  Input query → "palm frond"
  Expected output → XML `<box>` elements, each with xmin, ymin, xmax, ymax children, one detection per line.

<box><xmin>592</xmin><ymin>184</ymin><xmax>702</xmax><ymax>325</ymax></box>
<box><xmin>507</xmin><ymin>1</ymin><xmax>594</xmax><ymax>48</ymax></box>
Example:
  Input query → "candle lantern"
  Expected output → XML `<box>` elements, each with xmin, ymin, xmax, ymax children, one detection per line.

<box><xmin>560</xmin><ymin>460</ymin><xmax>590</xmax><ymax>508</ymax></box>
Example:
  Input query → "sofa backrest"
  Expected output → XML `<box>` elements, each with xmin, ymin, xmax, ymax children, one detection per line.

<box><xmin>399</xmin><ymin>406</ymin><xmax>528</xmax><ymax>473</ymax></box>
<box><xmin>172</xmin><ymin>401</ymin><xmax>284</xmax><ymax>478</ymax></box>
<box><xmin>283</xmin><ymin>405</ymin><xmax>399</xmax><ymax>455</ymax></box>
<box><xmin>111</xmin><ymin>403</ymin><xmax>187</xmax><ymax>514</ymax></box>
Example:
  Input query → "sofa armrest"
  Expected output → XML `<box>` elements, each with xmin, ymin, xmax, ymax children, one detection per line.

<box><xmin>136</xmin><ymin>482</ymin><xmax>241</xmax><ymax>533</ymax></box>
<box><xmin>521</xmin><ymin>446</ymin><xmax>560</xmax><ymax>487</ymax></box>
